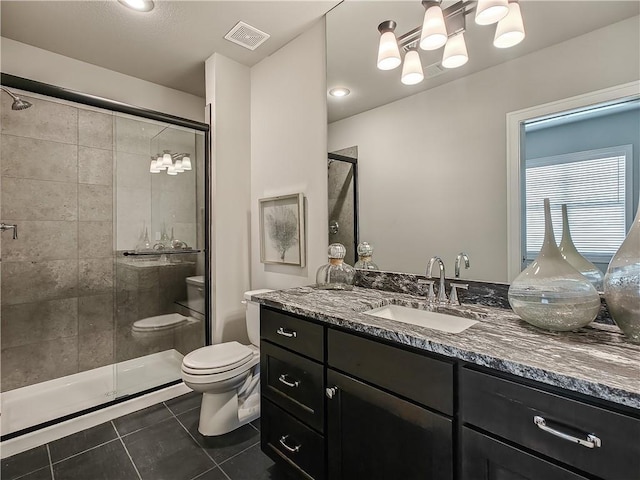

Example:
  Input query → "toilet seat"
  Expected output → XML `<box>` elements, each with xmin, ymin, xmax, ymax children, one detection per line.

<box><xmin>182</xmin><ymin>342</ymin><xmax>257</xmax><ymax>376</ymax></box>
<box><xmin>133</xmin><ymin>313</ymin><xmax>190</xmax><ymax>332</ymax></box>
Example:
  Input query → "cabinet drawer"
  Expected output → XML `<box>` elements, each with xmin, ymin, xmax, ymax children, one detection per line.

<box><xmin>462</xmin><ymin>426</ymin><xmax>589</xmax><ymax>480</ymax></box>
<box><xmin>262</xmin><ymin>398</ymin><xmax>325</xmax><ymax>480</ymax></box>
<box><xmin>461</xmin><ymin>368</ymin><xmax>640</xmax><ymax>480</ymax></box>
<box><xmin>261</xmin><ymin>341</ymin><xmax>324</xmax><ymax>432</ymax></box>
<box><xmin>261</xmin><ymin>307</ymin><xmax>324</xmax><ymax>361</ymax></box>
<box><xmin>328</xmin><ymin>328</ymin><xmax>454</xmax><ymax>415</ymax></box>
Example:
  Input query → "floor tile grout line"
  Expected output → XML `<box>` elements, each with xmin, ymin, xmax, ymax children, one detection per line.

<box><xmin>167</xmin><ymin>407</ymin><xmax>221</xmax><ymax>469</ymax></box>
<box><xmin>162</xmin><ymin>400</ymin><xmax>200</xmax><ymax>417</ymax></box>
<box><xmin>48</xmin><ymin>437</ymin><xmax>120</xmax><ymax>466</ymax></box>
<box><xmin>46</xmin><ymin>444</ymin><xmax>55</xmax><ymax>480</ymax></box>
<box><xmin>117</xmin><ymin>411</ymin><xmax>177</xmax><ymax>439</ymax></box>
<box><xmin>216</xmin><ymin>440</ymin><xmax>261</xmax><ymax>467</ymax></box>
<box><xmin>188</xmin><ymin>465</ymin><xmax>231</xmax><ymax>480</ymax></box>
<box><xmin>112</xmin><ymin>421</ymin><xmax>143</xmax><ymax>480</ymax></box>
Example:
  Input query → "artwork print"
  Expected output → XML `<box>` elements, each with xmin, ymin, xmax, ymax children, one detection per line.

<box><xmin>259</xmin><ymin>193</ymin><xmax>306</xmax><ymax>267</ymax></box>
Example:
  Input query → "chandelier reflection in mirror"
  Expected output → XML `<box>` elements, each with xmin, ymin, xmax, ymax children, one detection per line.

<box><xmin>149</xmin><ymin>151</ymin><xmax>192</xmax><ymax>175</ymax></box>
<box><xmin>377</xmin><ymin>0</ymin><xmax>525</xmax><ymax>86</ymax></box>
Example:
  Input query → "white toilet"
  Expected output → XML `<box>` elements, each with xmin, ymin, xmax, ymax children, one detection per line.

<box><xmin>181</xmin><ymin>289</ymin><xmax>272</xmax><ymax>436</ymax></box>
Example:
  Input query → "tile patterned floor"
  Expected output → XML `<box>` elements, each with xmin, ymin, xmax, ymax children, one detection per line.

<box><xmin>2</xmin><ymin>392</ymin><xmax>294</xmax><ymax>480</ymax></box>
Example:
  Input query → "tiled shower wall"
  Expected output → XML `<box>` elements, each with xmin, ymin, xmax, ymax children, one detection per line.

<box><xmin>1</xmin><ymin>93</ymin><xmax>115</xmax><ymax>392</ymax></box>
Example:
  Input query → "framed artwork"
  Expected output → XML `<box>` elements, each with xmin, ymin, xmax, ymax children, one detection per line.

<box><xmin>259</xmin><ymin>193</ymin><xmax>306</xmax><ymax>267</ymax></box>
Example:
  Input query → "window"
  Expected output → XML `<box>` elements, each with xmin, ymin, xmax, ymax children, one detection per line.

<box><xmin>524</xmin><ymin>145</ymin><xmax>632</xmax><ymax>266</ymax></box>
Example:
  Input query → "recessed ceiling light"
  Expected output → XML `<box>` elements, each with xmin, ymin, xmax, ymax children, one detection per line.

<box><xmin>329</xmin><ymin>87</ymin><xmax>350</xmax><ymax>98</ymax></box>
<box><xmin>118</xmin><ymin>0</ymin><xmax>154</xmax><ymax>12</ymax></box>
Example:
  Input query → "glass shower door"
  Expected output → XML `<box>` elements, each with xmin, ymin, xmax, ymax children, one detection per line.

<box><xmin>113</xmin><ymin>114</ymin><xmax>205</xmax><ymax>398</ymax></box>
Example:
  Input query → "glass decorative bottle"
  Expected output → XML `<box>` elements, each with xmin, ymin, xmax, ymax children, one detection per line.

<box><xmin>604</xmin><ymin>197</ymin><xmax>640</xmax><ymax>343</ymax></box>
<box><xmin>354</xmin><ymin>242</ymin><xmax>379</xmax><ymax>270</ymax></box>
<box><xmin>316</xmin><ymin>243</ymin><xmax>356</xmax><ymax>290</ymax></box>
<box><xmin>508</xmin><ymin>198</ymin><xmax>601</xmax><ymax>331</ymax></box>
<box><xmin>135</xmin><ymin>226</ymin><xmax>152</xmax><ymax>252</ymax></box>
<box><xmin>559</xmin><ymin>204</ymin><xmax>604</xmax><ymax>292</ymax></box>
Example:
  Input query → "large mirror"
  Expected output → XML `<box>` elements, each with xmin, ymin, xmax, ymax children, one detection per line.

<box><xmin>326</xmin><ymin>1</ymin><xmax>640</xmax><ymax>282</ymax></box>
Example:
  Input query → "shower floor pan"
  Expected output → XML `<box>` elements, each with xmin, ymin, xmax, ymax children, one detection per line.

<box><xmin>0</xmin><ymin>349</ymin><xmax>184</xmax><ymax>437</ymax></box>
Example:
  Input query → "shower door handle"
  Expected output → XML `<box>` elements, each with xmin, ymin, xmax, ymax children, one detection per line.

<box><xmin>0</xmin><ymin>223</ymin><xmax>18</xmax><ymax>239</ymax></box>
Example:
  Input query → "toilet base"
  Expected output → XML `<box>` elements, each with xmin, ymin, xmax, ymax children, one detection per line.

<box><xmin>197</xmin><ymin>386</ymin><xmax>260</xmax><ymax>436</ymax></box>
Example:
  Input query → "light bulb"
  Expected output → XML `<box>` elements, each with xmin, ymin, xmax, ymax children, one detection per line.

<box><xmin>181</xmin><ymin>156</ymin><xmax>192</xmax><ymax>171</ymax></box>
<box><xmin>442</xmin><ymin>32</ymin><xmax>468</xmax><ymax>69</ymax></box>
<box><xmin>175</xmin><ymin>159</ymin><xmax>184</xmax><ymax>173</ymax></box>
<box><xmin>149</xmin><ymin>158</ymin><xmax>161</xmax><ymax>173</ymax></box>
<box><xmin>475</xmin><ymin>0</ymin><xmax>509</xmax><ymax>25</ymax></box>
<box><xmin>329</xmin><ymin>87</ymin><xmax>351</xmax><ymax>97</ymax></box>
<box><xmin>167</xmin><ymin>164</ymin><xmax>178</xmax><ymax>176</ymax></box>
<box><xmin>156</xmin><ymin>154</ymin><xmax>167</xmax><ymax>170</ymax></box>
<box><xmin>117</xmin><ymin>0</ymin><xmax>154</xmax><ymax>12</ymax></box>
<box><xmin>401</xmin><ymin>49</ymin><xmax>424</xmax><ymax>86</ymax></box>
<box><xmin>377</xmin><ymin>22</ymin><xmax>401</xmax><ymax>71</ymax></box>
<box><xmin>494</xmin><ymin>2</ymin><xmax>525</xmax><ymax>48</ymax></box>
<box><xmin>162</xmin><ymin>150</ymin><xmax>173</xmax><ymax>167</ymax></box>
<box><xmin>420</xmin><ymin>5</ymin><xmax>448</xmax><ymax>51</ymax></box>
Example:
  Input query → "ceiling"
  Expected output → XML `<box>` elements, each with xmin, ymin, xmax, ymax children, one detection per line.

<box><xmin>327</xmin><ymin>1</ymin><xmax>640</xmax><ymax>122</ymax></box>
<box><xmin>0</xmin><ymin>0</ymin><xmax>341</xmax><ymax>98</ymax></box>
<box><xmin>1</xmin><ymin>1</ymin><xmax>638</xmax><ymax>122</ymax></box>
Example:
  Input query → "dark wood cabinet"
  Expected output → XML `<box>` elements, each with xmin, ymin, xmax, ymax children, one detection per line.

<box><xmin>461</xmin><ymin>426</ymin><xmax>589</xmax><ymax>480</ymax></box>
<box><xmin>460</xmin><ymin>366</ymin><xmax>640</xmax><ymax>480</ymax></box>
<box><xmin>326</xmin><ymin>368</ymin><xmax>453</xmax><ymax>480</ymax></box>
<box><xmin>260</xmin><ymin>305</ymin><xmax>640</xmax><ymax>480</ymax></box>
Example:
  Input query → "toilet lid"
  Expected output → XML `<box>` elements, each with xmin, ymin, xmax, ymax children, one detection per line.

<box><xmin>133</xmin><ymin>313</ymin><xmax>189</xmax><ymax>332</ymax></box>
<box><xmin>183</xmin><ymin>342</ymin><xmax>253</xmax><ymax>371</ymax></box>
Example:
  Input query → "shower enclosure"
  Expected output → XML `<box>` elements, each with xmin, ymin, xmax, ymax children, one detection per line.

<box><xmin>0</xmin><ymin>74</ymin><xmax>210</xmax><ymax>439</ymax></box>
<box><xmin>328</xmin><ymin>150</ymin><xmax>359</xmax><ymax>263</ymax></box>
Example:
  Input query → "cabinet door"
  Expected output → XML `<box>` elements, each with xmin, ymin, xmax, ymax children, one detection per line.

<box><xmin>326</xmin><ymin>369</ymin><xmax>452</xmax><ymax>480</ymax></box>
<box><xmin>462</xmin><ymin>427</ymin><xmax>590</xmax><ymax>480</ymax></box>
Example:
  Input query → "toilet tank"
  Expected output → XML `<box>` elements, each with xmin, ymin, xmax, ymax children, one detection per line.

<box><xmin>186</xmin><ymin>276</ymin><xmax>205</xmax><ymax>315</ymax></box>
<box><xmin>244</xmin><ymin>289</ymin><xmax>274</xmax><ymax>347</ymax></box>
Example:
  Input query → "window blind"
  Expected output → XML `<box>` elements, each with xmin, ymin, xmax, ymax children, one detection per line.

<box><xmin>525</xmin><ymin>150</ymin><xmax>629</xmax><ymax>263</ymax></box>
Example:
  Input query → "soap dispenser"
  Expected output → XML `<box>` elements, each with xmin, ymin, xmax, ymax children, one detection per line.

<box><xmin>316</xmin><ymin>243</ymin><xmax>355</xmax><ymax>290</ymax></box>
<box><xmin>354</xmin><ymin>242</ymin><xmax>379</xmax><ymax>270</ymax></box>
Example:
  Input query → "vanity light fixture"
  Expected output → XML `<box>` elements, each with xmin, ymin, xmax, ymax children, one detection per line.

<box><xmin>401</xmin><ymin>47</ymin><xmax>424</xmax><ymax>85</ymax></box>
<box><xmin>117</xmin><ymin>0</ymin><xmax>154</xmax><ymax>12</ymax></box>
<box><xmin>150</xmin><ymin>151</ymin><xmax>192</xmax><ymax>175</ymax></box>
<box><xmin>377</xmin><ymin>21</ymin><xmax>402</xmax><ymax>70</ymax></box>
<box><xmin>377</xmin><ymin>0</ymin><xmax>525</xmax><ymax>84</ymax></box>
<box><xmin>329</xmin><ymin>87</ymin><xmax>351</xmax><ymax>97</ymax></box>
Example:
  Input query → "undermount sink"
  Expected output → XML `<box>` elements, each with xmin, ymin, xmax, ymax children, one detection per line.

<box><xmin>364</xmin><ymin>304</ymin><xmax>479</xmax><ymax>334</ymax></box>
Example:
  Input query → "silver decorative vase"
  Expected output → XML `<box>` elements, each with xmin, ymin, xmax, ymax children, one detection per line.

<box><xmin>508</xmin><ymin>198</ymin><xmax>601</xmax><ymax>331</ymax></box>
<box><xmin>559</xmin><ymin>204</ymin><xmax>604</xmax><ymax>292</ymax></box>
<box><xmin>604</xmin><ymin>198</ymin><xmax>640</xmax><ymax>343</ymax></box>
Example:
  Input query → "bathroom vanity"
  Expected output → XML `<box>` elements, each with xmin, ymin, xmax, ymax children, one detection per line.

<box><xmin>256</xmin><ymin>286</ymin><xmax>640</xmax><ymax>480</ymax></box>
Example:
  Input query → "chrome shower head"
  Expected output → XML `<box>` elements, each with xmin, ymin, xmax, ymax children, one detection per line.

<box><xmin>1</xmin><ymin>87</ymin><xmax>33</xmax><ymax>110</ymax></box>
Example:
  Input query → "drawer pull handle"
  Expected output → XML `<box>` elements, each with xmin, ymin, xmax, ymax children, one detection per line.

<box><xmin>276</xmin><ymin>327</ymin><xmax>297</xmax><ymax>338</ymax></box>
<box><xmin>326</xmin><ymin>386</ymin><xmax>339</xmax><ymax>399</ymax></box>
<box><xmin>278</xmin><ymin>374</ymin><xmax>300</xmax><ymax>388</ymax></box>
<box><xmin>533</xmin><ymin>416</ymin><xmax>602</xmax><ymax>449</ymax></box>
<box><xmin>279</xmin><ymin>435</ymin><xmax>301</xmax><ymax>453</ymax></box>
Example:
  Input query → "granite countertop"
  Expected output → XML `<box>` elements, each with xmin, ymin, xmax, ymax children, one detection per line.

<box><xmin>253</xmin><ymin>286</ymin><xmax>640</xmax><ymax>410</ymax></box>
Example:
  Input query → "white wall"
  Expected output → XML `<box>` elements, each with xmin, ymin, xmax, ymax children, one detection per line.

<box><xmin>1</xmin><ymin>37</ymin><xmax>204</xmax><ymax>122</ymax></box>
<box><xmin>250</xmin><ymin>19</ymin><xmax>328</xmax><ymax>289</ymax></box>
<box><xmin>328</xmin><ymin>17</ymin><xmax>640</xmax><ymax>282</ymax></box>
<box><xmin>206</xmin><ymin>53</ymin><xmax>252</xmax><ymax>344</ymax></box>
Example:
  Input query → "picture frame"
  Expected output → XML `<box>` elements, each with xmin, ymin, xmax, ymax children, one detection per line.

<box><xmin>259</xmin><ymin>193</ymin><xmax>306</xmax><ymax>267</ymax></box>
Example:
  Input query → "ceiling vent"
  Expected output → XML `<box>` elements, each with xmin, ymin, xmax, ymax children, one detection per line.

<box><xmin>224</xmin><ymin>21</ymin><xmax>270</xmax><ymax>51</ymax></box>
<box><xmin>424</xmin><ymin>62</ymin><xmax>446</xmax><ymax>79</ymax></box>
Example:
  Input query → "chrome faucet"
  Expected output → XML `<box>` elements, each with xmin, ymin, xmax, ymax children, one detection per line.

<box><xmin>426</xmin><ymin>256</ymin><xmax>448</xmax><ymax>304</ymax></box>
<box><xmin>455</xmin><ymin>252</ymin><xmax>470</xmax><ymax>278</ymax></box>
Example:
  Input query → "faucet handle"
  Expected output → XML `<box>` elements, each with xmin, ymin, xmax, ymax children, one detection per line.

<box><xmin>449</xmin><ymin>283</ymin><xmax>469</xmax><ymax>306</ymax></box>
<box><xmin>418</xmin><ymin>279</ymin><xmax>436</xmax><ymax>302</ymax></box>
